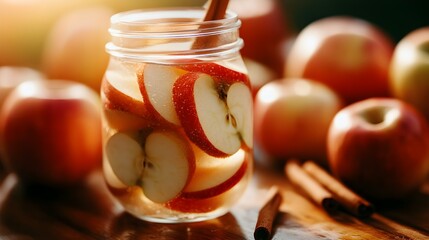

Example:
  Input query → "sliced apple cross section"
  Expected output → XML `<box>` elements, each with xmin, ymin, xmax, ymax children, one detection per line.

<box><xmin>173</xmin><ymin>72</ymin><xmax>253</xmax><ymax>157</ymax></box>
<box><xmin>138</xmin><ymin>64</ymin><xmax>187</xmax><ymax>126</ymax></box>
<box><xmin>102</xmin><ymin>60</ymin><xmax>148</xmax><ymax>117</ymax></box>
<box><xmin>185</xmin><ymin>148</ymin><xmax>247</xmax><ymax>193</ymax></box>
<box><xmin>105</xmin><ymin>130</ymin><xmax>195</xmax><ymax>203</ymax></box>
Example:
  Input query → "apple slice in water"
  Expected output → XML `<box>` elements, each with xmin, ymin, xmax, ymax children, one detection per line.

<box><xmin>185</xmin><ymin>148</ymin><xmax>246</xmax><ymax>192</ymax></box>
<box><xmin>102</xmin><ymin>61</ymin><xmax>148</xmax><ymax>117</ymax></box>
<box><xmin>105</xmin><ymin>130</ymin><xmax>195</xmax><ymax>203</ymax></box>
<box><xmin>173</xmin><ymin>72</ymin><xmax>253</xmax><ymax>157</ymax></box>
<box><xmin>182</xmin><ymin>149</ymin><xmax>248</xmax><ymax>199</ymax></box>
<box><xmin>178</xmin><ymin>62</ymin><xmax>251</xmax><ymax>88</ymax></box>
<box><xmin>138</xmin><ymin>64</ymin><xmax>187</xmax><ymax>126</ymax></box>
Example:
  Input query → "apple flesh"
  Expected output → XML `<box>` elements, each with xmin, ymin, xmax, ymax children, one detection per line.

<box><xmin>173</xmin><ymin>72</ymin><xmax>253</xmax><ymax>157</ymax></box>
<box><xmin>389</xmin><ymin>27</ymin><xmax>429</xmax><ymax>121</ymax></box>
<box><xmin>137</xmin><ymin>64</ymin><xmax>186</xmax><ymax>126</ymax></box>
<box><xmin>0</xmin><ymin>80</ymin><xmax>102</xmax><ymax>186</ymax></box>
<box><xmin>183</xmin><ymin>147</ymin><xmax>248</xmax><ymax>197</ymax></box>
<box><xmin>105</xmin><ymin>130</ymin><xmax>195</xmax><ymax>203</ymax></box>
<box><xmin>102</xmin><ymin>60</ymin><xmax>148</xmax><ymax>117</ymax></box>
<box><xmin>327</xmin><ymin>98</ymin><xmax>429</xmax><ymax>200</ymax></box>
<box><xmin>285</xmin><ymin>16</ymin><xmax>394</xmax><ymax>104</ymax></box>
<box><xmin>254</xmin><ymin>78</ymin><xmax>343</xmax><ymax>164</ymax></box>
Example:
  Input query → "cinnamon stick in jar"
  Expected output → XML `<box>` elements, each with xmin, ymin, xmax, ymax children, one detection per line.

<box><xmin>192</xmin><ymin>0</ymin><xmax>230</xmax><ymax>49</ymax></box>
<box><xmin>302</xmin><ymin>161</ymin><xmax>375</xmax><ymax>218</ymax></box>
<box><xmin>284</xmin><ymin>160</ymin><xmax>339</xmax><ymax>212</ymax></box>
<box><xmin>254</xmin><ymin>187</ymin><xmax>282</xmax><ymax>240</ymax></box>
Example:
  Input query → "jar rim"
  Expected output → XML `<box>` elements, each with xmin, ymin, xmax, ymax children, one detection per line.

<box><xmin>109</xmin><ymin>7</ymin><xmax>240</xmax><ymax>36</ymax></box>
<box><xmin>106</xmin><ymin>7</ymin><xmax>243</xmax><ymax>62</ymax></box>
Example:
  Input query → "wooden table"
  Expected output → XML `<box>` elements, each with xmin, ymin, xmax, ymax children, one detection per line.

<box><xmin>0</xmin><ymin>161</ymin><xmax>428</xmax><ymax>240</ymax></box>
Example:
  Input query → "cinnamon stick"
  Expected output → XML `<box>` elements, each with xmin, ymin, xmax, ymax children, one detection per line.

<box><xmin>302</xmin><ymin>161</ymin><xmax>375</xmax><ymax>218</ymax></box>
<box><xmin>202</xmin><ymin>0</ymin><xmax>230</xmax><ymax>21</ymax></box>
<box><xmin>284</xmin><ymin>160</ymin><xmax>339</xmax><ymax>212</ymax></box>
<box><xmin>254</xmin><ymin>187</ymin><xmax>282</xmax><ymax>240</ymax></box>
<box><xmin>191</xmin><ymin>0</ymin><xmax>230</xmax><ymax>49</ymax></box>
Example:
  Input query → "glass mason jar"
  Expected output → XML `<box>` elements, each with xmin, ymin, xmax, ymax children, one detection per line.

<box><xmin>101</xmin><ymin>8</ymin><xmax>253</xmax><ymax>223</ymax></box>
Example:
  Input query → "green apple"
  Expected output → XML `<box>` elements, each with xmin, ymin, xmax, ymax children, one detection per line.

<box><xmin>390</xmin><ymin>27</ymin><xmax>429</xmax><ymax>121</ymax></box>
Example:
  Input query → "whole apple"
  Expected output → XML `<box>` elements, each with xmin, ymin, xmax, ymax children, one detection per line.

<box><xmin>243</xmin><ymin>58</ymin><xmax>276</xmax><ymax>98</ymax></box>
<box><xmin>41</xmin><ymin>6</ymin><xmax>113</xmax><ymax>92</ymax></box>
<box><xmin>327</xmin><ymin>98</ymin><xmax>429</xmax><ymax>200</ymax></box>
<box><xmin>285</xmin><ymin>16</ymin><xmax>394</xmax><ymax>104</ymax></box>
<box><xmin>0</xmin><ymin>80</ymin><xmax>102</xmax><ymax>186</ymax></box>
<box><xmin>0</xmin><ymin>66</ymin><xmax>44</xmax><ymax>178</ymax></box>
<box><xmin>389</xmin><ymin>27</ymin><xmax>429</xmax><ymax>121</ymax></box>
<box><xmin>0</xmin><ymin>66</ymin><xmax>44</xmax><ymax>111</ymax></box>
<box><xmin>229</xmin><ymin>0</ymin><xmax>292</xmax><ymax>76</ymax></box>
<box><xmin>254</xmin><ymin>78</ymin><xmax>343</xmax><ymax>164</ymax></box>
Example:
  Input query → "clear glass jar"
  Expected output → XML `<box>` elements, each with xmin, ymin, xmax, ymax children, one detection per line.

<box><xmin>101</xmin><ymin>8</ymin><xmax>253</xmax><ymax>223</ymax></box>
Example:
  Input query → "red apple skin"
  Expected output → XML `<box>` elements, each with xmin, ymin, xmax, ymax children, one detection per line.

<box><xmin>285</xmin><ymin>16</ymin><xmax>394</xmax><ymax>104</ymax></box>
<box><xmin>327</xmin><ymin>98</ymin><xmax>429</xmax><ymax>200</ymax></box>
<box><xmin>390</xmin><ymin>27</ymin><xmax>429</xmax><ymax>121</ymax></box>
<box><xmin>0</xmin><ymin>80</ymin><xmax>102</xmax><ymax>186</ymax></box>
<box><xmin>254</xmin><ymin>78</ymin><xmax>343</xmax><ymax>164</ymax></box>
<box><xmin>177</xmin><ymin>63</ymin><xmax>250</xmax><ymax>88</ymax></box>
<box><xmin>243</xmin><ymin>58</ymin><xmax>276</xmax><ymax>98</ymax></box>
<box><xmin>101</xmin><ymin>78</ymin><xmax>149</xmax><ymax>118</ymax></box>
<box><xmin>0</xmin><ymin>67</ymin><xmax>44</xmax><ymax>178</ymax></box>
<box><xmin>229</xmin><ymin>0</ymin><xmax>292</xmax><ymax>76</ymax></box>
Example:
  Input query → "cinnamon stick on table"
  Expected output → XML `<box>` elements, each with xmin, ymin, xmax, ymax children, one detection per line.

<box><xmin>254</xmin><ymin>187</ymin><xmax>282</xmax><ymax>240</ymax></box>
<box><xmin>302</xmin><ymin>161</ymin><xmax>375</xmax><ymax>218</ymax></box>
<box><xmin>284</xmin><ymin>160</ymin><xmax>339</xmax><ymax>212</ymax></box>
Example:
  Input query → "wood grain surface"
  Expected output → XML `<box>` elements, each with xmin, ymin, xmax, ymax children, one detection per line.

<box><xmin>0</xmin><ymin>161</ymin><xmax>428</xmax><ymax>240</ymax></box>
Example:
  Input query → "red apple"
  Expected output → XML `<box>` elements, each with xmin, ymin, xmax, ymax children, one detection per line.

<box><xmin>0</xmin><ymin>66</ymin><xmax>44</xmax><ymax>110</ymax></box>
<box><xmin>254</xmin><ymin>78</ymin><xmax>343</xmax><ymax>164</ymax></box>
<box><xmin>243</xmin><ymin>58</ymin><xmax>276</xmax><ymax>98</ymax></box>
<box><xmin>0</xmin><ymin>66</ymin><xmax>44</xmax><ymax>178</ymax></box>
<box><xmin>0</xmin><ymin>80</ymin><xmax>102</xmax><ymax>186</ymax></box>
<box><xmin>229</xmin><ymin>0</ymin><xmax>292</xmax><ymax>76</ymax></box>
<box><xmin>389</xmin><ymin>27</ymin><xmax>429</xmax><ymax>121</ymax></box>
<box><xmin>327</xmin><ymin>98</ymin><xmax>429</xmax><ymax>200</ymax></box>
<box><xmin>285</xmin><ymin>16</ymin><xmax>394</xmax><ymax>104</ymax></box>
<box><xmin>41</xmin><ymin>6</ymin><xmax>113</xmax><ymax>92</ymax></box>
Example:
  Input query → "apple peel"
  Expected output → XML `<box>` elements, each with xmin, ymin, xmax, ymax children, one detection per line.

<box><xmin>173</xmin><ymin>72</ymin><xmax>253</xmax><ymax>157</ymax></box>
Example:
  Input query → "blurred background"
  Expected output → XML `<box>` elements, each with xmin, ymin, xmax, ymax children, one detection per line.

<box><xmin>282</xmin><ymin>0</ymin><xmax>429</xmax><ymax>42</ymax></box>
<box><xmin>0</xmin><ymin>0</ymin><xmax>428</xmax><ymax>103</ymax></box>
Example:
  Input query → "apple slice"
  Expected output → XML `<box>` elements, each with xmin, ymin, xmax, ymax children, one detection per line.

<box><xmin>185</xmin><ymin>148</ymin><xmax>246</xmax><ymax>192</ymax></box>
<box><xmin>138</xmin><ymin>64</ymin><xmax>187</xmax><ymax>126</ymax></box>
<box><xmin>102</xmin><ymin>61</ymin><xmax>148</xmax><ymax>117</ymax></box>
<box><xmin>181</xmin><ymin>151</ymin><xmax>248</xmax><ymax>199</ymax></box>
<box><xmin>173</xmin><ymin>72</ymin><xmax>253</xmax><ymax>157</ymax></box>
<box><xmin>105</xmin><ymin>130</ymin><xmax>195</xmax><ymax>203</ymax></box>
<box><xmin>102</xmin><ymin>107</ymin><xmax>151</xmax><ymax>131</ymax></box>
